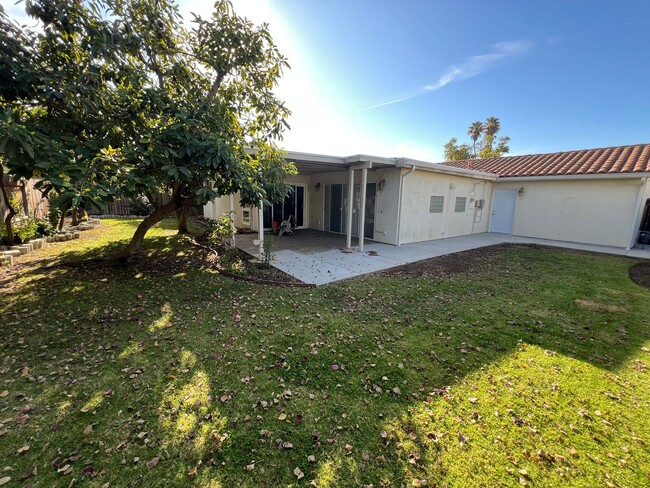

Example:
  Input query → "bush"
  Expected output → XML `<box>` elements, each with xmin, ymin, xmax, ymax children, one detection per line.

<box><xmin>35</xmin><ymin>218</ymin><xmax>55</xmax><ymax>237</ymax></box>
<box><xmin>13</xmin><ymin>216</ymin><xmax>38</xmax><ymax>243</ymax></box>
<box><xmin>48</xmin><ymin>207</ymin><xmax>61</xmax><ymax>228</ymax></box>
<box><xmin>129</xmin><ymin>195</ymin><xmax>154</xmax><ymax>216</ymax></box>
<box><xmin>205</xmin><ymin>215</ymin><xmax>236</xmax><ymax>248</ymax></box>
<box><xmin>220</xmin><ymin>247</ymin><xmax>246</xmax><ymax>275</ymax></box>
<box><xmin>262</xmin><ymin>235</ymin><xmax>274</xmax><ymax>267</ymax></box>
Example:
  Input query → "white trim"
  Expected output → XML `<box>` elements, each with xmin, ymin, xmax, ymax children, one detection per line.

<box><xmin>498</xmin><ymin>172</ymin><xmax>650</xmax><ymax>182</ymax></box>
<box><xmin>346</xmin><ymin>169</ymin><xmax>354</xmax><ymax>249</ymax></box>
<box><xmin>359</xmin><ymin>168</ymin><xmax>368</xmax><ymax>251</ymax></box>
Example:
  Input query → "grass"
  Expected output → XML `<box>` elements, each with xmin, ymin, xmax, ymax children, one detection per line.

<box><xmin>1</xmin><ymin>219</ymin><xmax>649</xmax><ymax>487</ymax></box>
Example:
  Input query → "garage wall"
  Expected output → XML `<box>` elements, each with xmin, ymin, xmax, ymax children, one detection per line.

<box><xmin>494</xmin><ymin>178</ymin><xmax>643</xmax><ymax>248</ymax></box>
<box><xmin>400</xmin><ymin>171</ymin><xmax>493</xmax><ymax>244</ymax></box>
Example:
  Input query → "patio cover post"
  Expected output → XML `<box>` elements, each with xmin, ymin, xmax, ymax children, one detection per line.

<box><xmin>346</xmin><ymin>167</ymin><xmax>354</xmax><ymax>249</ymax></box>
<box><xmin>229</xmin><ymin>193</ymin><xmax>235</xmax><ymax>247</ymax></box>
<box><xmin>258</xmin><ymin>200</ymin><xmax>264</xmax><ymax>259</ymax></box>
<box><xmin>358</xmin><ymin>167</ymin><xmax>367</xmax><ymax>251</ymax></box>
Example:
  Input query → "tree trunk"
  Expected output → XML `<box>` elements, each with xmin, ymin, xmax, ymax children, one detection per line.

<box><xmin>0</xmin><ymin>166</ymin><xmax>16</xmax><ymax>246</ymax></box>
<box><xmin>71</xmin><ymin>207</ymin><xmax>81</xmax><ymax>226</ymax></box>
<box><xmin>176</xmin><ymin>206</ymin><xmax>189</xmax><ymax>234</ymax></box>
<box><xmin>115</xmin><ymin>199</ymin><xmax>181</xmax><ymax>260</ymax></box>
<box><xmin>58</xmin><ymin>209</ymin><xmax>66</xmax><ymax>231</ymax></box>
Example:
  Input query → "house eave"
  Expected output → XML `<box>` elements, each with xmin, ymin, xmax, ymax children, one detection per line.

<box><xmin>497</xmin><ymin>172</ymin><xmax>650</xmax><ymax>182</ymax></box>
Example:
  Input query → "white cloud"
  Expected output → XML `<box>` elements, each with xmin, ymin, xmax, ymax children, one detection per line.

<box><xmin>364</xmin><ymin>40</ymin><xmax>533</xmax><ymax>111</ymax></box>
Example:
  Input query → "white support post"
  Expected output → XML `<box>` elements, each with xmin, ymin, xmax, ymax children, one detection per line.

<box><xmin>229</xmin><ymin>193</ymin><xmax>235</xmax><ymax>247</ymax></box>
<box><xmin>358</xmin><ymin>167</ymin><xmax>367</xmax><ymax>252</ymax></box>
<box><xmin>346</xmin><ymin>167</ymin><xmax>354</xmax><ymax>249</ymax></box>
<box><xmin>258</xmin><ymin>201</ymin><xmax>264</xmax><ymax>260</ymax></box>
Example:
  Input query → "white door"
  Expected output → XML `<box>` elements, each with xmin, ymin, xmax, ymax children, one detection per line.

<box><xmin>489</xmin><ymin>189</ymin><xmax>517</xmax><ymax>234</ymax></box>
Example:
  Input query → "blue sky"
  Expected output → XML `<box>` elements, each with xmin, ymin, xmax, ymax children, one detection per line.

<box><xmin>203</xmin><ymin>0</ymin><xmax>650</xmax><ymax>161</ymax></box>
<box><xmin>5</xmin><ymin>0</ymin><xmax>650</xmax><ymax>161</ymax></box>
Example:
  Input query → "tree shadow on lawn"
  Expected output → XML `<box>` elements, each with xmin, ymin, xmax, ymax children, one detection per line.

<box><xmin>1</xmin><ymin>238</ymin><xmax>649</xmax><ymax>486</ymax></box>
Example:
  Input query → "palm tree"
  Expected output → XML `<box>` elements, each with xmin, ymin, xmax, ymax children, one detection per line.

<box><xmin>484</xmin><ymin>116</ymin><xmax>501</xmax><ymax>138</ymax></box>
<box><xmin>467</xmin><ymin>121</ymin><xmax>484</xmax><ymax>158</ymax></box>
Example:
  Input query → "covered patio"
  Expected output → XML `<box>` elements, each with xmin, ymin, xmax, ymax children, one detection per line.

<box><xmin>236</xmin><ymin>230</ymin><xmax>650</xmax><ymax>286</ymax></box>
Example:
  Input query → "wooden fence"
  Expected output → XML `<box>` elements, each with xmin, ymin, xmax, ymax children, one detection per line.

<box><xmin>0</xmin><ymin>177</ymin><xmax>49</xmax><ymax>219</ymax></box>
<box><xmin>95</xmin><ymin>193</ymin><xmax>175</xmax><ymax>216</ymax></box>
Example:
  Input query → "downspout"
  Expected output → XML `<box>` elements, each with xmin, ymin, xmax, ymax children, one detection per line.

<box><xmin>627</xmin><ymin>176</ymin><xmax>648</xmax><ymax>250</ymax></box>
<box><xmin>470</xmin><ymin>180</ymin><xmax>487</xmax><ymax>235</ymax></box>
<box><xmin>396</xmin><ymin>165</ymin><xmax>416</xmax><ymax>246</ymax></box>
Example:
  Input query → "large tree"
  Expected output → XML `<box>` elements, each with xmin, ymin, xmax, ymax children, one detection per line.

<box><xmin>0</xmin><ymin>0</ymin><xmax>295</xmax><ymax>257</ymax></box>
<box><xmin>444</xmin><ymin>116</ymin><xmax>510</xmax><ymax>161</ymax></box>
<box><xmin>467</xmin><ymin>121</ymin><xmax>484</xmax><ymax>158</ymax></box>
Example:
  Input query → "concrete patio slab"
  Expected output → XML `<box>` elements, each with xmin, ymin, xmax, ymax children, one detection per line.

<box><xmin>236</xmin><ymin>230</ymin><xmax>650</xmax><ymax>286</ymax></box>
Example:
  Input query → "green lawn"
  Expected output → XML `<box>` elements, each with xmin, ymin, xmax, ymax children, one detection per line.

<box><xmin>1</xmin><ymin>219</ymin><xmax>649</xmax><ymax>487</ymax></box>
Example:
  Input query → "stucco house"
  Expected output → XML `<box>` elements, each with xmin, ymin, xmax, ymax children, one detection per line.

<box><xmin>204</xmin><ymin>143</ymin><xmax>650</xmax><ymax>254</ymax></box>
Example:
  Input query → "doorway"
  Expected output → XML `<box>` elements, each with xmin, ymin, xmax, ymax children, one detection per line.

<box><xmin>324</xmin><ymin>183</ymin><xmax>375</xmax><ymax>238</ymax></box>
<box><xmin>263</xmin><ymin>185</ymin><xmax>306</xmax><ymax>229</ymax></box>
<box><xmin>489</xmin><ymin>189</ymin><xmax>517</xmax><ymax>234</ymax></box>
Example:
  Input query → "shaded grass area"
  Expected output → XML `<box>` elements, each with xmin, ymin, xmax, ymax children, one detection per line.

<box><xmin>1</xmin><ymin>219</ymin><xmax>649</xmax><ymax>487</ymax></box>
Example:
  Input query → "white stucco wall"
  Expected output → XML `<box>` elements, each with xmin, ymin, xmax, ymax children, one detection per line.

<box><xmin>494</xmin><ymin>178</ymin><xmax>644</xmax><ymax>248</ymax></box>
<box><xmin>399</xmin><ymin>171</ymin><xmax>493</xmax><ymax>244</ymax></box>
<box><xmin>306</xmin><ymin>169</ymin><xmax>400</xmax><ymax>244</ymax></box>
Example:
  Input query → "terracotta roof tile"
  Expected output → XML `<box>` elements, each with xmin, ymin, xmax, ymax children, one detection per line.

<box><xmin>441</xmin><ymin>143</ymin><xmax>650</xmax><ymax>177</ymax></box>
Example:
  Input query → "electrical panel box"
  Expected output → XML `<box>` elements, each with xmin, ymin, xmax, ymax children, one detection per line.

<box><xmin>474</xmin><ymin>199</ymin><xmax>485</xmax><ymax>209</ymax></box>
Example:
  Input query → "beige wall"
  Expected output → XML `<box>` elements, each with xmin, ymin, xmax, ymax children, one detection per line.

<box><xmin>494</xmin><ymin>178</ymin><xmax>644</xmax><ymax>248</ymax></box>
<box><xmin>399</xmin><ymin>170</ymin><xmax>492</xmax><ymax>244</ymax></box>
<box><xmin>307</xmin><ymin>168</ymin><xmax>400</xmax><ymax>244</ymax></box>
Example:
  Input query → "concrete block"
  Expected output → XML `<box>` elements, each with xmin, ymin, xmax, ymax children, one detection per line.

<box><xmin>17</xmin><ymin>245</ymin><xmax>31</xmax><ymax>254</ymax></box>
<box><xmin>0</xmin><ymin>255</ymin><xmax>13</xmax><ymax>266</ymax></box>
<box><xmin>31</xmin><ymin>238</ymin><xmax>44</xmax><ymax>250</ymax></box>
<box><xmin>73</xmin><ymin>232</ymin><xmax>80</xmax><ymax>239</ymax></box>
<box><xmin>2</xmin><ymin>249</ymin><xmax>21</xmax><ymax>258</ymax></box>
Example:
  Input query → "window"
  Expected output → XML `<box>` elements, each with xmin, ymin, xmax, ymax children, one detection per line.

<box><xmin>242</xmin><ymin>209</ymin><xmax>250</xmax><ymax>225</ymax></box>
<box><xmin>429</xmin><ymin>195</ymin><xmax>444</xmax><ymax>213</ymax></box>
<box><xmin>455</xmin><ymin>196</ymin><xmax>467</xmax><ymax>213</ymax></box>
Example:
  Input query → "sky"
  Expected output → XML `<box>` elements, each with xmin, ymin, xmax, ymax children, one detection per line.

<box><xmin>5</xmin><ymin>0</ymin><xmax>650</xmax><ymax>162</ymax></box>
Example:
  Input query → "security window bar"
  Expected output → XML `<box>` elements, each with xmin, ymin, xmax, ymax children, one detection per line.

<box><xmin>429</xmin><ymin>195</ymin><xmax>445</xmax><ymax>213</ymax></box>
<box><xmin>455</xmin><ymin>196</ymin><xmax>467</xmax><ymax>213</ymax></box>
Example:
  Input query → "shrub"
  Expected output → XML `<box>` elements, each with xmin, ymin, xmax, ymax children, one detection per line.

<box><xmin>262</xmin><ymin>235</ymin><xmax>274</xmax><ymax>267</ymax></box>
<box><xmin>205</xmin><ymin>215</ymin><xmax>236</xmax><ymax>248</ymax></box>
<box><xmin>13</xmin><ymin>216</ymin><xmax>38</xmax><ymax>243</ymax></box>
<box><xmin>129</xmin><ymin>195</ymin><xmax>154</xmax><ymax>216</ymax></box>
<box><xmin>35</xmin><ymin>218</ymin><xmax>55</xmax><ymax>236</ymax></box>
<box><xmin>48</xmin><ymin>207</ymin><xmax>61</xmax><ymax>228</ymax></box>
<box><xmin>220</xmin><ymin>247</ymin><xmax>246</xmax><ymax>275</ymax></box>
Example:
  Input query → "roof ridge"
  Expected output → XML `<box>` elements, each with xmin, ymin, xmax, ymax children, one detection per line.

<box><xmin>440</xmin><ymin>142</ymin><xmax>650</xmax><ymax>177</ymax></box>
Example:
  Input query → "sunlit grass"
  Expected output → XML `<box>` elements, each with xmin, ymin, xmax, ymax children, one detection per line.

<box><xmin>0</xmin><ymin>219</ymin><xmax>648</xmax><ymax>487</ymax></box>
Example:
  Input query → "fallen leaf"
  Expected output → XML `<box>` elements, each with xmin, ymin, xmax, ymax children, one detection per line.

<box><xmin>146</xmin><ymin>457</ymin><xmax>159</xmax><ymax>469</ymax></box>
<box><xmin>16</xmin><ymin>445</ymin><xmax>30</xmax><ymax>455</ymax></box>
<box><xmin>84</xmin><ymin>424</ymin><xmax>93</xmax><ymax>435</ymax></box>
<box><xmin>293</xmin><ymin>467</ymin><xmax>304</xmax><ymax>479</ymax></box>
<box><xmin>245</xmin><ymin>462</ymin><xmax>255</xmax><ymax>471</ymax></box>
<box><xmin>278</xmin><ymin>413</ymin><xmax>287</xmax><ymax>421</ymax></box>
<box><xmin>0</xmin><ymin>477</ymin><xmax>10</xmax><ymax>486</ymax></box>
<box><xmin>307</xmin><ymin>455</ymin><xmax>316</xmax><ymax>462</ymax></box>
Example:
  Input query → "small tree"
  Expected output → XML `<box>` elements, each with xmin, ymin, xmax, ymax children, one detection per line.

<box><xmin>0</xmin><ymin>0</ymin><xmax>296</xmax><ymax>259</ymax></box>
<box><xmin>443</xmin><ymin>117</ymin><xmax>510</xmax><ymax>161</ymax></box>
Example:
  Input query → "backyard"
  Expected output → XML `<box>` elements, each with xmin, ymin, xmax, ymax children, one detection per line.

<box><xmin>1</xmin><ymin>219</ymin><xmax>649</xmax><ymax>487</ymax></box>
